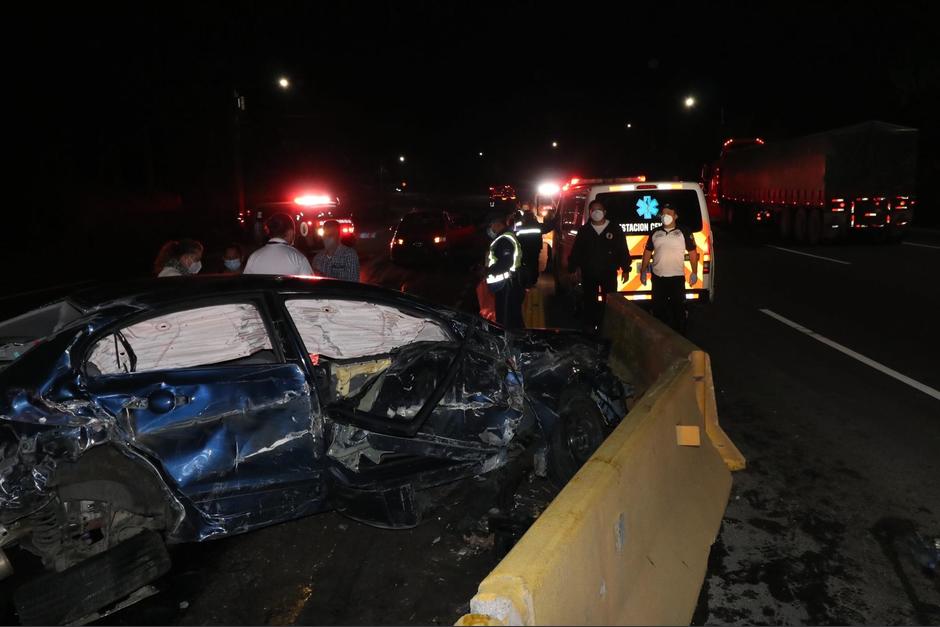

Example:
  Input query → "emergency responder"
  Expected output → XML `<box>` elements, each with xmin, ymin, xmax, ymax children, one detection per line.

<box><xmin>639</xmin><ymin>203</ymin><xmax>699</xmax><ymax>334</ymax></box>
<box><xmin>485</xmin><ymin>210</ymin><xmax>525</xmax><ymax>329</ymax></box>
<box><xmin>515</xmin><ymin>202</ymin><xmax>545</xmax><ymax>288</ymax></box>
<box><xmin>567</xmin><ymin>199</ymin><xmax>631</xmax><ymax>333</ymax></box>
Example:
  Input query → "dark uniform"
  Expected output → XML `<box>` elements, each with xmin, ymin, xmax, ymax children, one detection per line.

<box><xmin>486</xmin><ymin>229</ymin><xmax>525</xmax><ymax>329</ymax></box>
<box><xmin>568</xmin><ymin>220</ymin><xmax>632</xmax><ymax>332</ymax></box>
<box><xmin>515</xmin><ymin>212</ymin><xmax>545</xmax><ymax>288</ymax></box>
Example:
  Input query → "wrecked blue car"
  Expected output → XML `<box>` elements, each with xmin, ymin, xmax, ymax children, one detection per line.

<box><xmin>0</xmin><ymin>275</ymin><xmax>628</xmax><ymax>623</ymax></box>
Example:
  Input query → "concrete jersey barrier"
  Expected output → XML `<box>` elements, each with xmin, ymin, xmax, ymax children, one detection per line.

<box><xmin>457</xmin><ymin>296</ymin><xmax>745</xmax><ymax>625</ymax></box>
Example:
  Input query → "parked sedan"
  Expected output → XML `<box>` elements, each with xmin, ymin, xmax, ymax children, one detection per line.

<box><xmin>389</xmin><ymin>210</ymin><xmax>478</xmax><ymax>265</ymax></box>
<box><xmin>0</xmin><ymin>275</ymin><xmax>629</xmax><ymax>624</ymax></box>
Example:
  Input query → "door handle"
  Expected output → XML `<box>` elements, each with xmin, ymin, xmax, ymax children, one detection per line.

<box><xmin>147</xmin><ymin>390</ymin><xmax>189</xmax><ymax>413</ymax></box>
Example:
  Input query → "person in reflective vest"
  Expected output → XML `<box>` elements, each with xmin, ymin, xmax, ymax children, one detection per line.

<box><xmin>485</xmin><ymin>210</ymin><xmax>525</xmax><ymax>329</ymax></box>
<box><xmin>515</xmin><ymin>202</ymin><xmax>557</xmax><ymax>289</ymax></box>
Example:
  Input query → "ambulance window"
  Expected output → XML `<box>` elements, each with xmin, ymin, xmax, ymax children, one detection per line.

<box><xmin>560</xmin><ymin>196</ymin><xmax>584</xmax><ymax>229</ymax></box>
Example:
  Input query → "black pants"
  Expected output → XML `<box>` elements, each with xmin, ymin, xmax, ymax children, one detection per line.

<box><xmin>581</xmin><ymin>272</ymin><xmax>618</xmax><ymax>333</ymax></box>
<box><xmin>651</xmin><ymin>274</ymin><xmax>687</xmax><ymax>333</ymax></box>
<box><xmin>495</xmin><ymin>280</ymin><xmax>526</xmax><ymax>329</ymax></box>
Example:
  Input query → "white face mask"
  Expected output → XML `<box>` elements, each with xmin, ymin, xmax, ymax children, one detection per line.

<box><xmin>188</xmin><ymin>260</ymin><xmax>202</xmax><ymax>274</ymax></box>
<box><xmin>590</xmin><ymin>209</ymin><xmax>605</xmax><ymax>222</ymax></box>
<box><xmin>662</xmin><ymin>214</ymin><xmax>675</xmax><ymax>226</ymax></box>
<box><xmin>223</xmin><ymin>258</ymin><xmax>242</xmax><ymax>271</ymax></box>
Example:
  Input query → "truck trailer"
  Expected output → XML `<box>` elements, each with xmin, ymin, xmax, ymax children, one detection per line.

<box><xmin>704</xmin><ymin>121</ymin><xmax>918</xmax><ymax>244</ymax></box>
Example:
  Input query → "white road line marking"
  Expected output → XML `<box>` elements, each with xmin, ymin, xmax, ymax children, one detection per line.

<box><xmin>903</xmin><ymin>241</ymin><xmax>940</xmax><ymax>250</ymax></box>
<box><xmin>760</xmin><ymin>309</ymin><xmax>940</xmax><ymax>402</ymax></box>
<box><xmin>765</xmin><ymin>245</ymin><xmax>852</xmax><ymax>265</ymax></box>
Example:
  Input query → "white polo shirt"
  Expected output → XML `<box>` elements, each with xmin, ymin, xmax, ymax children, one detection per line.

<box><xmin>646</xmin><ymin>226</ymin><xmax>696</xmax><ymax>277</ymax></box>
<box><xmin>243</xmin><ymin>238</ymin><xmax>313</xmax><ymax>276</ymax></box>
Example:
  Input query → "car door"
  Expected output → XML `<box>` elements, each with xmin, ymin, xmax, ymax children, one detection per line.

<box><xmin>281</xmin><ymin>297</ymin><xmax>521</xmax><ymax>463</ymax></box>
<box><xmin>82</xmin><ymin>299</ymin><xmax>328</xmax><ymax>534</ymax></box>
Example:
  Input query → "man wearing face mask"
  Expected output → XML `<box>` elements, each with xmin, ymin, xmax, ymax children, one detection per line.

<box><xmin>312</xmin><ymin>220</ymin><xmax>360</xmax><ymax>281</ymax></box>
<box><xmin>243</xmin><ymin>213</ymin><xmax>314</xmax><ymax>275</ymax></box>
<box><xmin>567</xmin><ymin>200</ymin><xmax>631</xmax><ymax>333</ymax></box>
<box><xmin>484</xmin><ymin>210</ymin><xmax>525</xmax><ymax>329</ymax></box>
<box><xmin>639</xmin><ymin>204</ymin><xmax>699</xmax><ymax>333</ymax></box>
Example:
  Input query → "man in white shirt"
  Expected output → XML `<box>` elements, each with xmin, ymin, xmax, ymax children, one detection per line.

<box><xmin>243</xmin><ymin>213</ymin><xmax>314</xmax><ymax>276</ymax></box>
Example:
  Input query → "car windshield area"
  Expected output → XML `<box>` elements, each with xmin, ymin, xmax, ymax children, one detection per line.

<box><xmin>0</xmin><ymin>301</ymin><xmax>84</xmax><ymax>371</ymax></box>
<box><xmin>399</xmin><ymin>212</ymin><xmax>446</xmax><ymax>234</ymax></box>
<box><xmin>285</xmin><ymin>299</ymin><xmax>456</xmax><ymax>424</ymax></box>
<box><xmin>594</xmin><ymin>189</ymin><xmax>704</xmax><ymax>234</ymax></box>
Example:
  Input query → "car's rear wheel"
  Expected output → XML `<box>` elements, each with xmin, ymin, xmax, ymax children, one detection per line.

<box><xmin>548</xmin><ymin>391</ymin><xmax>607</xmax><ymax>486</ymax></box>
<box><xmin>14</xmin><ymin>530</ymin><xmax>171</xmax><ymax>625</ymax></box>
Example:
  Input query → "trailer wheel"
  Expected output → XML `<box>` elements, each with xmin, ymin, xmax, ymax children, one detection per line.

<box><xmin>778</xmin><ymin>208</ymin><xmax>793</xmax><ymax>240</ymax></box>
<box><xmin>794</xmin><ymin>208</ymin><xmax>808</xmax><ymax>243</ymax></box>
<box><xmin>807</xmin><ymin>209</ymin><xmax>822</xmax><ymax>245</ymax></box>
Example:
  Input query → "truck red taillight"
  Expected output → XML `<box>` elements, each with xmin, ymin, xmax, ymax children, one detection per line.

<box><xmin>830</xmin><ymin>198</ymin><xmax>846</xmax><ymax>212</ymax></box>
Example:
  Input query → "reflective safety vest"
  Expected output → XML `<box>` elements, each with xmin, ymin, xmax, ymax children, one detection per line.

<box><xmin>486</xmin><ymin>231</ymin><xmax>522</xmax><ymax>285</ymax></box>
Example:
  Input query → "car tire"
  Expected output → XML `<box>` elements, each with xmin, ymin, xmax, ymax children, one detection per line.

<box><xmin>14</xmin><ymin>530</ymin><xmax>171</xmax><ymax>626</ymax></box>
<box><xmin>778</xmin><ymin>207</ymin><xmax>792</xmax><ymax>240</ymax></box>
<box><xmin>794</xmin><ymin>208</ymin><xmax>808</xmax><ymax>243</ymax></box>
<box><xmin>548</xmin><ymin>391</ymin><xmax>608</xmax><ymax>486</ymax></box>
<box><xmin>807</xmin><ymin>208</ymin><xmax>822</xmax><ymax>245</ymax></box>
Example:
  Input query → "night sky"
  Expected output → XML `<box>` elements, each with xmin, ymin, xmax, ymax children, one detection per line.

<box><xmin>7</xmin><ymin>0</ymin><xmax>939</xmax><ymax>267</ymax></box>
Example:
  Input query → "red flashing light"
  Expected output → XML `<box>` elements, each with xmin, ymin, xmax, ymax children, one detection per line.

<box><xmin>570</xmin><ymin>177</ymin><xmax>580</xmax><ymax>185</ymax></box>
<box><xmin>636</xmin><ymin>184</ymin><xmax>657</xmax><ymax>190</ymax></box>
<box><xmin>294</xmin><ymin>194</ymin><xmax>333</xmax><ymax>206</ymax></box>
<box><xmin>755</xmin><ymin>138</ymin><xmax>765</xmax><ymax>144</ymax></box>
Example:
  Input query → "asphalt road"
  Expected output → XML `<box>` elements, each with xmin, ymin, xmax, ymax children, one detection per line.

<box><xmin>682</xmin><ymin>229</ymin><xmax>940</xmax><ymax>625</ymax></box>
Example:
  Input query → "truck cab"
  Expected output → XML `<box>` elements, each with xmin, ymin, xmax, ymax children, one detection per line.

<box><xmin>553</xmin><ymin>178</ymin><xmax>715</xmax><ymax>304</ymax></box>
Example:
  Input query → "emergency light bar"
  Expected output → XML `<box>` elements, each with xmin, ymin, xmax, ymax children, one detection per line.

<box><xmin>294</xmin><ymin>194</ymin><xmax>335</xmax><ymax>207</ymax></box>
<box><xmin>566</xmin><ymin>176</ymin><xmax>646</xmax><ymax>187</ymax></box>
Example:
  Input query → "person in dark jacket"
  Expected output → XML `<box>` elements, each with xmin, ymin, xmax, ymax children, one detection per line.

<box><xmin>485</xmin><ymin>210</ymin><xmax>525</xmax><ymax>329</ymax></box>
<box><xmin>515</xmin><ymin>203</ymin><xmax>546</xmax><ymax>289</ymax></box>
<box><xmin>567</xmin><ymin>199</ymin><xmax>632</xmax><ymax>332</ymax></box>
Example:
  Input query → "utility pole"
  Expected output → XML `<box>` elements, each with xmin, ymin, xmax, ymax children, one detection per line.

<box><xmin>232</xmin><ymin>89</ymin><xmax>246</xmax><ymax>218</ymax></box>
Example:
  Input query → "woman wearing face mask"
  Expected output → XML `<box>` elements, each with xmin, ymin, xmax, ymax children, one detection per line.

<box><xmin>221</xmin><ymin>244</ymin><xmax>244</xmax><ymax>274</ymax></box>
<box><xmin>153</xmin><ymin>239</ymin><xmax>204</xmax><ymax>277</ymax></box>
<box><xmin>567</xmin><ymin>199</ymin><xmax>632</xmax><ymax>333</ymax></box>
<box><xmin>639</xmin><ymin>204</ymin><xmax>699</xmax><ymax>334</ymax></box>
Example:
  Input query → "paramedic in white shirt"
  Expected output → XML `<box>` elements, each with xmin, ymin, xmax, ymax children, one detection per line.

<box><xmin>243</xmin><ymin>213</ymin><xmax>314</xmax><ymax>276</ymax></box>
<box><xmin>639</xmin><ymin>204</ymin><xmax>699</xmax><ymax>334</ymax></box>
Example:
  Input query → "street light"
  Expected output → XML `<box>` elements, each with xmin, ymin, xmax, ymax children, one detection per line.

<box><xmin>551</xmin><ymin>141</ymin><xmax>559</xmax><ymax>148</ymax></box>
<box><xmin>478</xmin><ymin>151</ymin><xmax>484</xmax><ymax>157</ymax></box>
<box><xmin>277</xmin><ymin>76</ymin><xmax>291</xmax><ymax>89</ymax></box>
<box><xmin>626</xmin><ymin>122</ymin><xmax>632</xmax><ymax>129</ymax></box>
<box><xmin>684</xmin><ymin>95</ymin><xmax>696</xmax><ymax>109</ymax></box>
<box><xmin>399</xmin><ymin>155</ymin><xmax>406</xmax><ymax>163</ymax></box>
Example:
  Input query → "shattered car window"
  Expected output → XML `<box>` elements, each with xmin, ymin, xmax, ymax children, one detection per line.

<box><xmin>86</xmin><ymin>303</ymin><xmax>274</xmax><ymax>375</ymax></box>
<box><xmin>0</xmin><ymin>300</ymin><xmax>83</xmax><ymax>371</ymax></box>
<box><xmin>287</xmin><ymin>299</ymin><xmax>456</xmax><ymax>420</ymax></box>
<box><xmin>285</xmin><ymin>299</ymin><xmax>449</xmax><ymax>359</ymax></box>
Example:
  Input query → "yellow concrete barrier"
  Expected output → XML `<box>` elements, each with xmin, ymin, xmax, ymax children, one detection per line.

<box><xmin>522</xmin><ymin>288</ymin><xmax>546</xmax><ymax>329</ymax></box>
<box><xmin>457</xmin><ymin>296</ymin><xmax>744</xmax><ymax>625</ymax></box>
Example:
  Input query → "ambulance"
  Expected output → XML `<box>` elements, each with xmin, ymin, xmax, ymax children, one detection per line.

<box><xmin>552</xmin><ymin>177</ymin><xmax>716</xmax><ymax>303</ymax></box>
